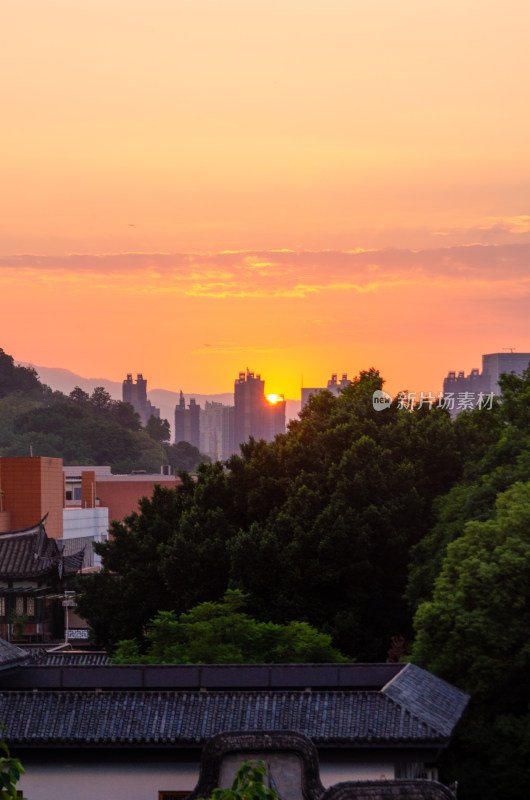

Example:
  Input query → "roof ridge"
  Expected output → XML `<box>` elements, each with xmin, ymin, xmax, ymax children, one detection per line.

<box><xmin>0</xmin><ymin>515</ymin><xmax>48</xmax><ymax>537</ymax></box>
<box><xmin>381</xmin><ymin>692</ymin><xmax>444</xmax><ymax>739</ymax></box>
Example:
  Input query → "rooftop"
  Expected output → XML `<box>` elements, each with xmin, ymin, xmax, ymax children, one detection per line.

<box><xmin>0</xmin><ymin>663</ymin><xmax>469</xmax><ymax>749</ymax></box>
<box><xmin>0</xmin><ymin>519</ymin><xmax>84</xmax><ymax>580</ymax></box>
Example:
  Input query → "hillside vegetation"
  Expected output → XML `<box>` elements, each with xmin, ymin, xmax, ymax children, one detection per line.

<box><xmin>0</xmin><ymin>348</ymin><xmax>206</xmax><ymax>472</ymax></box>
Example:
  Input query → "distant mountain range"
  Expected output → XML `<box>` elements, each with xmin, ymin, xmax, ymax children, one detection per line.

<box><xmin>20</xmin><ymin>362</ymin><xmax>302</xmax><ymax>430</ymax></box>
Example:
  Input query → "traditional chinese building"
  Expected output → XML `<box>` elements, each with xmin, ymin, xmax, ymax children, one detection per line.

<box><xmin>0</xmin><ymin>517</ymin><xmax>85</xmax><ymax>643</ymax></box>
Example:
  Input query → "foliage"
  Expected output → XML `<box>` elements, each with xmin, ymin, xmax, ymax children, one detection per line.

<box><xmin>75</xmin><ymin>485</ymin><xmax>184</xmax><ymax>647</ymax></box>
<box><xmin>0</xmin><ymin>349</ymin><xmax>42</xmax><ymax>400</ymax></box>
<box><xmin>78</xmin><ymin>369</ymin><xmax>464</xmax><ymax>659</ymax></box>
<box><xmin>145</xmin><ymin>415</ymin><xmax>171</xmax><ymax>443</ymax></box>
<box><xmin>0</xmin><ymin>393</ymin><xmax>40</xmax><ymax>449</ymax></box>
<box><xmin>406</xmin><ymin>368</ymin><xmax>530</xmax><ymax>609</ymax></box>
<box><xmin>0</xmin><ymin>739</ymin><xmax>24</xmax><ymax>800</ymax></box>
<box><xmin>412</xmin><ymin>481</ymin><xmax>530</xmax><ymax>799</ymax></box>
<box><xmin>111</xmin><ymin>589</ymin><xmax>346</xmax><ymax>663</ymax></box>
<box><xmin>198</xmin><ymin>760</ymin><xmax>278</xmax><ymax>800</ymax></box>
<box><xmin>164</xmin><ymin>440</ymin><xmax>211</xmax><ymax>471</ymax></box>
<box><xmin>0</xmin><ymin>347</ymin><xmax>166</xmax><ymax>471</ymax></box>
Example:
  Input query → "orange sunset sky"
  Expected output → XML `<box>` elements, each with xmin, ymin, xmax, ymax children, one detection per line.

<box><xmin>1</xmin><ymin>0</ymin><xmax>529</xmax><ymax>401</ymax></box>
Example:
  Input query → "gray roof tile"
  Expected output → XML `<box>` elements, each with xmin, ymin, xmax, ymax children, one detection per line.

<box><xmin>382</xmin><ymin>664</ymin><xmax>469</xmax><ymax>739</ymax></box>
<box><xmin>0</xmin><ymin>688</ymin><xmax>454</xmax><ymax>746</ymax></box>
<box><xmin>0</xmin><ymin>519</ymin><xmax>83</xmax><ymax>580</ymax></box>
<box><xmin>0</xmin><ymin>639</ymin><xmax>28</xmax><ymax>669</ymax></box>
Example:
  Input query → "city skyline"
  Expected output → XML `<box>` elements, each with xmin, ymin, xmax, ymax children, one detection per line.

<box><xmin>1</xmin><ymin>1</ymin><xmax>529</xmax><ymax>400</ymax></box>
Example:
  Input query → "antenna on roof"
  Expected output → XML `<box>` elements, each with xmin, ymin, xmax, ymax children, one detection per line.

<box><xmin>502</xmin><ymin>347</ymin><xmax>516</xmax><ymax>353</ymax></box>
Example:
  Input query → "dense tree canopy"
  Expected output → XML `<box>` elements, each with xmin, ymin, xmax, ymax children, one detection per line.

<box><xmin>412</xmin><ymin>481</ymin><xmax>530</xmax><ymax>800</ymax></box>
<box><xmin>405</xmin><ymin>367</ymin><xmax>530</xmax><ymax>800</ymax></box>
<box><xmin>164</xmin><ymin>440</ymin><xmax>210</xmax><ymax>471</ymax></box>
<box><xmin>111</xmin><ymin>589</ymin><xmax>346</xmax><ymax>664</ymax></box>
<box><xmin>145</xmin><ymin>415</ymin><xmax>171</xmax><ymax>443</ymax></box>
<box><xmin>77</xmin><ymin>368</ymin><xmax>466</xmax><ymax>660</ymax></box>
<box><xmin>0</xmin><ymin>347</ymin><xmax>169</xmax><ymax>472</ymax></box>
<box><xmin>406</xmin><ymin>368</ymin><xmax>530</xmax><ymax>607</ymax></box>
<box><xmin>0</xmin><ymin>349</ymin><xmax>43</xmax><ymax>400</ymax></box>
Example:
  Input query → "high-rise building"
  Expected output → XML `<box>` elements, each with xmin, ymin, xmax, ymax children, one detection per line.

<box><xmin>443</xmin><ymin>352</ymin><xmax>530</xmax><ymax>415</ymax></box>
<box><xmin>234</xmin><ymin>369</ymin><xmax>266</xmax><ymax>445</ymax></box>
<box><xmin>174</xmin><ymin>392</ymin><xmax>200</xmax><ymax>449</ymax></box>
<box><xmin>301</xmin><ymin>373</ymin><xmax>350</xmax><ymax>409</ymax></box>
<box><xmin>443</xmin><ymin>367</ymin><xmax>488</xmax><ymax>401</ymax></box>
<box><xmin>200</xmin><ymin>401</ymin><xmax>235</xmax><ymax>461</ymax></box>
<box><xmin>122</xmin><ymin>373</ymin><xmax>160</xmax><ymax>426</ymax></box>
<box><xmin>482</xmin><ymin>352</ymin><xmax>530</xmax><ymax>394</ymax></box>
<box><xmin>444</xmin><ymin>353</ymin><xmax>530</xmax><ymax>397</ymax></box>
<box><xmin>233</xmin><ymin>369</ymin><xmax>285</xmax><ymax>448</ymax></box>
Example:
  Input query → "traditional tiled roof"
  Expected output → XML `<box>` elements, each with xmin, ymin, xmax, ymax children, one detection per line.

<box><xmin>24</xmin><ymin>650</ymin><xmax>109</xmax><ymax>666</ymax></box>
<box><xmin>0</xmin><ymin>518</ymin><xmax>84</xmax><ymax>580</ymax></box>
<box><xmin>382</xmin><ymin>663</ymin><xmax>469</xmax><ymax>740</ymax></box>
<box><xmin>0</xmin><ymin>639</ymin><xmax>28</xmax><ymax>670</ymax></box>
<box><xmin>0</xmin><ymin>683</ymin><xmax>464</xmax><ymax>747</ymax></box>
<box><xmin>0</xmin><ymin>520</ymin><xmax>57</xmax><ymax>579</ymax></box>
<box><xmin>322</xmin><ymin>782</ymin><xmax>456</xmax><ymax>799</ymax></box>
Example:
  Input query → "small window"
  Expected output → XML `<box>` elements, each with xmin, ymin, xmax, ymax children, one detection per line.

<box><xmin>15</xmin><ymin>597</ymin><xmax>24</xmax><ymax>615</ymax></box>
<box><xmin>26</xmin><ymin>597</ymin><xmax>35</xmax><ymax>616</ymax></box>
<box><xmin>0</xmin><ymin>597</ymin><xmax>5</xmax><ymax>617</ymax></box>
<box><xmin>159</xmin><ymin>792</ymin><xmax>189</xmax><ymax>800</ymax></box>
<box><xmin>74</xmin><ymin>487</ymin><xmax>82</xmax><ymax>500</ymax></box>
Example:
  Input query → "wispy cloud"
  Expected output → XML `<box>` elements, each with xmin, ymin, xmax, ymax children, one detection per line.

<box><xmin>477</xmin><ymin>216</ymin><xmax>530</xmax><ymax>234</ymax></box>
<box><xmin>192</xmin><ymin>344</ymin><xmax>277</xmax><ymax>355</ymax></box>
<box><xmin>1</xmin><ymin>244</ymin><xmax>529</xmax><ymax>299</ymax></box>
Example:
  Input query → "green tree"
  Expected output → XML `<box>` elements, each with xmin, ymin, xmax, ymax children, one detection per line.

<box><xmin>0</xmin><ymin>392</ymin><xmax>40</xmax><ymax>450</ymax></box>
<box><xmin>407</xmin><ymin>369</ymin><xmax>530</xmax><ymax>609</ymax></box>
<box><xmin>412</xmin><ymin>481</ymin><xmax>530</xmax><ymax>800</ymax></box>
<box><xmin>89</xmin><ymin>386</ymin><xmax>114</xmax><ymax>413</ymax></box>
<box><xmin>165</xmin><ymin>440</ymin><xmax>210</xmax><ymax>471</ymax></box>
<box><xmin>0</xmin><ymin>349</ymin><xmax>42</xmax><ymax>400</ymax></box>
<box><xmin>75</xmin><ymin>485</ymin><xmax>183</xmax><ymax>647</ymax></box>
<box><xmin>0</xmin><ymin>739</ymin><xmax>24</xmax><ymax>800</ymax></box>
<box><xmin>78</xmin><ymin>369</ymin><xmax>465</xmax><ymax>658</ymax></box>
<box><xmin>111</xmin><ymin>401</ymin><xmax>142</xmax><ymax>431</ymax></box>
<box><xmin>111</xmin><ymin>589</ymin><xmax>346</xmax><ymax>663</ymax></box>
<box><xmin>69</xmin><ymin>386</ymin><xmax>90</xmax><ymax>407</ymax></box>
<box><xmin>199</xmin><ymin>760</ymin><xmax>278</xmax><ymax>800</ymax></box>
<box><xmin>145</xmin><ymin>415</ymin><xmax>171</xmax><ymax>443</ymax></box>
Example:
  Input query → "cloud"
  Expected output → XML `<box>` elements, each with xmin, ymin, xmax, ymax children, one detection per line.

<box><xmin>192</xmin><ymin>345</ymin><xmax>277</xmax><ymax>355</ymax></box>
<box><xmin>477</xmin><ymin>216</ymin><xmax>530</xmax><ymax>234</ymax></box>
<box><xmin>1</xmin><ymin>243</ymin><xmax>529</xmax><ymax>299</ymax></box>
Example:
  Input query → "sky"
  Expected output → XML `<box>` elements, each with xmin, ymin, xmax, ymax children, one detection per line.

<box><xmin>1</xmin><ymin>0</ymin><xmax>529</xmax><ymax>400</ymax></box>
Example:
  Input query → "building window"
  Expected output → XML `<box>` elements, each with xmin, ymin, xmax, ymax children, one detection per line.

<box><xmin>15</xmin><ymin>597</ymin><xmax>24</xmax><ymax>615</ymax></box>
<box><xmin>0</xmin><ymin>597</ymin><xmax>5</xmax><ymax>617</ymax></box>
<box><xmin>26</xmin><ymin>596</ymin><xmax>35</xmax><ymax>617</ymax></box>
<box><xmin>159</xmin><ymin>792</ymin><xmax>189</xmax><ymax>800</ymax></box>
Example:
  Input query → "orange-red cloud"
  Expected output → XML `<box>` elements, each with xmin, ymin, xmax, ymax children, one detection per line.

<box><xmin>1</xmin><ymin>245</ymin><xmax>529</xmax><ymax>305</ymax></box>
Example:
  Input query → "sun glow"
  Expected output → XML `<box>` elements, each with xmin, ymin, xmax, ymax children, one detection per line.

<box><xmin>266</xmin><ymin>394</ymin><xmax>284</xmax><ymax>404</ymax></box>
